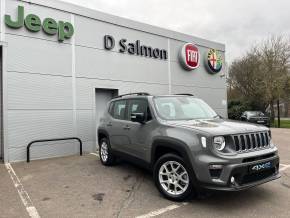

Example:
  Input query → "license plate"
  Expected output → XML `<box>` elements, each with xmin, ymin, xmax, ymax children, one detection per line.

<box><xmin>257</xmin><ymin>120</ymin><xmax>265</xmax><ymax>123</ymax></box>
<box><xmin>249</xmin><ymin>161</ymin><xmax>272</xmax><ymax>173</ymax></box>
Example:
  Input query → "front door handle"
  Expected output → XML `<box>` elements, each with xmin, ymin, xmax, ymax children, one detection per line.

<box><xmin>123</xmin><ymin>125</ymin><xmax>131</xmax><ymax>130</ymax></box>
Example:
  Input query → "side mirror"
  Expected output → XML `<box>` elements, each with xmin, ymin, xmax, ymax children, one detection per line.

<box><xmin>218</xmin><ymin>114</ymin><xmax>223</xmax><ymax>119</ymax></box>
<box><xmin>131</xmin><ymin>112</ymin><xmax>146</xmax><ymax>124</ymax></box>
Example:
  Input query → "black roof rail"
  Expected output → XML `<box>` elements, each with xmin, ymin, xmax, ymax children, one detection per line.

<box><xmin>175</xmin><ymin>93</ymin><xmax>194</xmax><ymax>96</ymax></box>
<box><xmin>113</xmin><ymin>92</ymin><xmax>150</xmax><ymax>99</ymax></box>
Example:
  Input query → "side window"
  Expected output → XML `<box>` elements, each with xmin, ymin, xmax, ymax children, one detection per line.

<box><xmin>111</xmin><ymin>100</ymin><xmax>127</xmax><ymax>120</ymax></box>
<box><xmin>128</xmin><ymin>99</ymin><xmax>152</xmax><ymax>121</ymax></box>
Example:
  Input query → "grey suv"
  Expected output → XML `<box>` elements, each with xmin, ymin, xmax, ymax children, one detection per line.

<box><xmin>98</xmin><ymin>93</ymin><xmax>280</xmax><ymax>201</ymax></box>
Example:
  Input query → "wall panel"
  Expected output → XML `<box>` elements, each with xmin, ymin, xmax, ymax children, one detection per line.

<box><xmin>8</xmin><ymin>72</ymin><xmax>73</xmax><ymax>110</ymax></box>
<box><xmin>6</xmin><ymin>35</ymin><xmax>72</xmax><ymax>76</ymax></box>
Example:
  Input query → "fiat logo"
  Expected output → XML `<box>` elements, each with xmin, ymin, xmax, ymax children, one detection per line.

<box><xmin>179</xmin><ymin>43</ymin><xmax>200</xmax><ymax>70</ymax></box>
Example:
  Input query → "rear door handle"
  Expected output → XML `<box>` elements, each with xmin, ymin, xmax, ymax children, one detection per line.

<box><xmin>123</xmin><ymin>125</ymin><xmax>131</xmax><ymax>130</ymax></box>
<box><xmin>107</xmin><ymin>122</ymin><xmax>112</xmax><ymax>127</ymax></box>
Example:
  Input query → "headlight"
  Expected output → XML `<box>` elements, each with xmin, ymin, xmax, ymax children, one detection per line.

<box><xmin>213</xmin><ymin>136</ymin><xmax>226</xmax><ymax>151</ymax></box>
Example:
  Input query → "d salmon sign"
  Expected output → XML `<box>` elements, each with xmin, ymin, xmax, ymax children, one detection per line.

<box><xmin>179</xmin><ymin>43</ymin><xmax>200</xmax><ymax>70</ymax></box>
<box><xmin>206</xmin><ymin>48</ymin><xmax>223</xmax><ymax>73</ymax></box>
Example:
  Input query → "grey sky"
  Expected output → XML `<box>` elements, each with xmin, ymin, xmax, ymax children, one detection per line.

<box><xmin>62</xmin><ymin>0</ymin><xmax>290</xmax><ymax>63</ymax></box>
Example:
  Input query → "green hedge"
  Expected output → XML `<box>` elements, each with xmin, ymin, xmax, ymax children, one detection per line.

<box><xmin>228</xmin><ymin>100</ymin><xmax>252</xmax><ymax>120</ymax></box>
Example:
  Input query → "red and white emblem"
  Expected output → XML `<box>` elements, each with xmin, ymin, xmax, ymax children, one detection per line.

<box><xmin>179</xmin><ymin>43</ymin><xmax>200</xmax><ymax>70</ymax></box>
<box><xmin>206</xmin><ymin>48</ymin><xmax>223</xmax><ymax>74</ymax></box>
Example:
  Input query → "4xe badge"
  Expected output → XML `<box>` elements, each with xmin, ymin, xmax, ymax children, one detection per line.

<box><xmin>251</xmin><ymin>162</ymin><xmax>272</xmax><ymax>172</ymax></box>
<box><xmin>179</xmin><ymin>43</ymin><xmax>200</xmax><ymax>70</ymax></box>
<box><xmin>206</xmin><ymin>48</ymin><xmax>223</xmax><ymax>73</ymax></box>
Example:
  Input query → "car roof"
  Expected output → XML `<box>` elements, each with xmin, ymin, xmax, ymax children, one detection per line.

<box><xmin>111</xmin><ymin>93</ymin><xmax>194</xmax><ymax>101</ymax></box>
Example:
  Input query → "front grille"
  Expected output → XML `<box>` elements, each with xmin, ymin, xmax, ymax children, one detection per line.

<box><xmin>232</xmin><ymin>132</ymin><xmax>270</xmax><ymax>152</ymax></box>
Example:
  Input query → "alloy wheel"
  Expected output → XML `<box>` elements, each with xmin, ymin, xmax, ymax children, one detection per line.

<box><xmin>158</xmin><ymin>161</ymin><xmax>189</xmax><ymax>196</ymax></box>
<box><xmin>100</xmin><ymin>141</ymin><xmax>109</xmax><ymax>162</ymax></box>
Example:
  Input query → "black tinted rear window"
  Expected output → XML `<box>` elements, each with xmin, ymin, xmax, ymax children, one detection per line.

<box><xmin>110</xmin><ymin>100</ymin><xmax>127</xmax><ymax>120</ymax></box>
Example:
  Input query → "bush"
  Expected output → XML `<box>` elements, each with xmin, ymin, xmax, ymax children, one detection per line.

<box><xmin>228</xmin><ymin>100</ymin><xmax>252</xmax><ymax>120</ymax></box>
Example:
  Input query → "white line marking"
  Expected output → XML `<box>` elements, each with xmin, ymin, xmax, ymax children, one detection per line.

<box><xmin>90</xmin><ymin>152</ymin><xmax>99</xmax><ymax>157</ymax></box>
<box><xmin>5</xmin><ymin>163</ymin><xmax>40</xmax><ymax>218</ymax></box>
<box><xmin>136</xmin><ymin>203</ymin><xmax>188</xmax><ymax>218</ymax></box>
<box><xmin>280</xmin><ymin>165</ymin><xmax>290</xmax><ymax>172</ymax></box>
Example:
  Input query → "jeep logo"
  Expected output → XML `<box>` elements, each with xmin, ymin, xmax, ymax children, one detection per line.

<box><xmin>5</xmin><ymin>6</ymin><xmax>74</xmax><ymax>42</ymax></box>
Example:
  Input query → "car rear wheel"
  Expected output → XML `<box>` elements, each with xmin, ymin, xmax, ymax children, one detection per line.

<box><xmin>153</xmin><ymin>153</ymin><xmax>195</xmax><ymax>201</ymax></box>
<box><xmin>99</xmin><ymin>138</ymin><xmax>116</xmax><ymax>166</ymax></box>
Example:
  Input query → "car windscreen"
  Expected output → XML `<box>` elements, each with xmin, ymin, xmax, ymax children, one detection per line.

<box><xmin>247</xmin><ymin>111</ymin><xmax>264</xmax><ymax>116</ymax></box>
<box><xmin>153</xmin><ymin>96</ymin><xmax>218</xmax><ymax>120</ymax></box>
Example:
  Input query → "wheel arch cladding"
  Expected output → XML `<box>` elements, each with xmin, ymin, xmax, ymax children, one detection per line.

<box><xmin>151</xmin><ymin>137</ymin><xmax>193</xmax><ymax>166</ymax></box>
<box><xmin>97</xmin><ymin>129</ymin><xmax>109</xmax><ymax>144</ymax></box>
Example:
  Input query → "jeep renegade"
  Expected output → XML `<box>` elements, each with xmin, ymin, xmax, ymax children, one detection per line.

<box><xmin>98</xmin><ymin>93</ymin><xmax>280</xmax><ymax>201</ymax></box>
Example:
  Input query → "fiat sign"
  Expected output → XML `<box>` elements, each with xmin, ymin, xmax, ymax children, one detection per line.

<box><xmin>179</xmin><ymin>43</ymin><xmax>200</xmax><ymax>70</ymax></box>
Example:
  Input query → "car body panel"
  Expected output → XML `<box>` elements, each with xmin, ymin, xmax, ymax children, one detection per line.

<box><xmin>98</xmin><ymin>94</ymin><xmax>280</xmax><ymax>191</ymax></box>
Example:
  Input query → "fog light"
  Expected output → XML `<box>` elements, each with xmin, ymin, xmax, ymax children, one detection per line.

<box><xmin>230</xmin><ymin>176</ymin><xmax>235</xmax><ymax>184</ymax></box>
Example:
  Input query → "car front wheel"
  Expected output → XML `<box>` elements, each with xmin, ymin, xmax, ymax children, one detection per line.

<box><xmin>153</xmin><ymin>153</ymin><xmax>195</xmax><ymax>201</ymax></box>
<box><xmin>99</xmin><ymin>138</ymin><xmax>115</xmax><ymax>166</ymax></box>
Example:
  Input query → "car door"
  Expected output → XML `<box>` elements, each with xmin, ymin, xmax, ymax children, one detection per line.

<box><xmin>108</xmin><ymin>99</ymin><xmax>131</xmax><ymax>153</ymax></box>
<box><xmin>125</xmin><ymin>98</ymin><xmax>153</xmax><ymax>160</ymax></box>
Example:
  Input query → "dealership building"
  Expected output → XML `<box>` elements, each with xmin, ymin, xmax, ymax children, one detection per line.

<box><xmin>0</xmin><ymin>0</ymin><xmax>226</xmax><ymax>162</ymax></box>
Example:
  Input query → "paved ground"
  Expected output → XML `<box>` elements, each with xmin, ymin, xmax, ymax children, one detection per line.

<box><xmin>0</xmin><ymin>128</ymin><xmax>290</xmax><ymax>218</ymax></box>
<box><xmin>0</xmin><ymin>164</ymin><xmax>29</xmax><ymax>218</ymax></box>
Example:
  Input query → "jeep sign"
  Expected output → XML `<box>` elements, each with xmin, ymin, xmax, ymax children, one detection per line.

<box><xmin>179</xmin><ymin>43</ymin><xmax>200</xmax><ymax>70</ymax></box>
<box><xmin>5</xmin><ymin>6</ymin><xmax>74</xmax><ymax>42</ymax></box>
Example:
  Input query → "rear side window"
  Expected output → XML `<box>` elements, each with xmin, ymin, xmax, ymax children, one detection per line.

<box><xmin>110</xmin><ymin>100</ymin><xmax>127</xmax><ymax>120</ymax></box>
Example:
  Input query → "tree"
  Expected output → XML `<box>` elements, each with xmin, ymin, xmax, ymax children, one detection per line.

<box><xmin>228</xmin><ymin>48</ymin><xmax>266</xmax><ymax>111</ymax></box>
<box><xmin>228</xmin><ymin>36</ymin><xmax>290</xmax><ymax>124</ymax></box>
<box><xmin>259</xmin><ymin>36</ymin><xmax>290</xmax><ymax>123</ymax></box>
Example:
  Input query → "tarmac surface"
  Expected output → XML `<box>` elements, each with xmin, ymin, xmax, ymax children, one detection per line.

<box><xmin>0</xmin><ymin>128</ymin><xmax>290</xmax><ymax>218</ymax></box>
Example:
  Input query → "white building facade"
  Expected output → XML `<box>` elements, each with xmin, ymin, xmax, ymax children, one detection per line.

<box><xmin>0</xmin><ymin>0</ymin><xmax>226</xmax><ymax>162</ymax></box>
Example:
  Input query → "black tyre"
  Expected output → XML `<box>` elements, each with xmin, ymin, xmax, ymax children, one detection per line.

<box><xmin>99</xmin><ymin>138</ymin><xmax>116</xmax><ymax>166</ymax></box>
<box><xmin>153</xmin><ymin>153</ymin><xmax>195</xmax><ymax>201</ymax></box>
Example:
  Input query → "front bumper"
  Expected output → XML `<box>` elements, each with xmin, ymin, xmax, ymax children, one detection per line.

<box><xmin>194</xmin><ymin>152</ymin><xmax>280</xmax><ymax>191</ymax></box>
<box><xmin>202</xmin><ymin>172</ymin><xmax>281</xmax><ymax>191</ymax></box>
